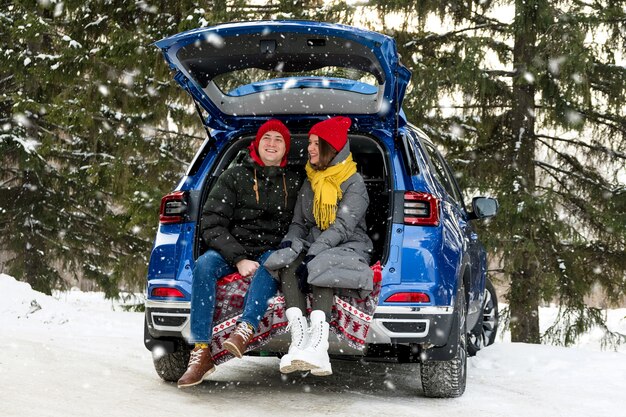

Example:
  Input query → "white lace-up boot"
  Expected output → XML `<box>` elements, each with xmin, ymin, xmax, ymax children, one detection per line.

<box><xmin>292</xmin><ymin>310</ymin><xmax>332</xmax><ymax>376</ymax></box>
<box><xmin>279</xmin><ymin>307</ymin><xmax>309</xmax><ymax>373</ymax></box>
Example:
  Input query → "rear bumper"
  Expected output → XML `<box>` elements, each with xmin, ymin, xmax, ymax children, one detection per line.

<box><xmin>144</xmin><ymin>300</ymin><xmax>455</xmax><ymax>353</ymax></box>
<box><xmin>367</xmin><ymin>305</ymin><xmax>454</xmax><ymax>345</ymax></box>
<box><xmin>144</xmin><ymin>299</ymin><xmax>191</xmax><ymax>342</ymax></box>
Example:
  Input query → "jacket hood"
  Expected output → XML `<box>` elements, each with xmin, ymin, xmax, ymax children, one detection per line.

<box><xmin>328</xmin><ymin>140</ymin><xmax>352</xmax><ymax>167</ymax></box>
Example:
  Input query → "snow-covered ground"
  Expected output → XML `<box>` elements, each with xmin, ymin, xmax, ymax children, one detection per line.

<box><xmin>1</xmin><ymin>273</ymin><xmax>625</xmax><ymax>417</ymax></box>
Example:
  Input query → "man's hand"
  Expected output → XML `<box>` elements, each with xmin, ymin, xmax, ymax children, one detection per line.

<box><xmin>235</xmin><ymin>259</ymin><xmax>260</xmax><ymax>277</ymax></box>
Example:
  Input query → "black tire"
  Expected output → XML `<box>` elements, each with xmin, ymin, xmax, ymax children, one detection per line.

<box><xmin>467</xmin><ymin>277</ymin><xmax>499</xmax><ymax>356</ymax></box>
<box><xmin>152</xmin><ymin>341</ymin><xmax>191</xmax><ymax>382</ymax></box>
<box><xmin>420</xmin><ymin>283</ymin><xmax>467</xmax><ymax>398</ymax></box>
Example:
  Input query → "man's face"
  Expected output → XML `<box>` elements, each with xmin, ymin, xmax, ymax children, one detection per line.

<box><xmin>258</xmin><ymin>131</ymin><xmax>287</xmax><ymax>166</ymax></box>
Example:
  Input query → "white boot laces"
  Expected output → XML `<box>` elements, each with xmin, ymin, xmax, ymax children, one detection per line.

<box><xmin>233</xmin><ymin>323</ymin><xmax>254</xmax><ymax>341</ymax></box>
<box><xmin>308</xmin><ymin>323</ymin><xmax>322</xmax><ymax>348</ymax></box>
<box><xmin>189</xmin><ymin>348</ymin><xmax>204</xmax><ymax>366</ymax></box>
<box><xmin>286</xmin><ymin>317</ymin><xmax>307</xmax><ymax>347</ymax></box>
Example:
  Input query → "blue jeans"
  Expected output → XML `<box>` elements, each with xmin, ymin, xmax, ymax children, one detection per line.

<box><xmin>189</xmin><ymin>249</ymin><xmax>278</xmax><ymax>343</ymax></box>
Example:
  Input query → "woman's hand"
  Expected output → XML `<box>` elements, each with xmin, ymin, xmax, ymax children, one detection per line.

<box><xmin>277</xmin><ymin>240</ymin><xmax>292</xmax><ymax>249</ymax></box>
<box><xmin>296</xmin><ymin>255</ymin><xmax>315</xmax><ymax>291</ymax></box>
<box><xmin>236</xmin><ymin>259</ymin><xmax>260</xmax><ymax>277</ymax></box>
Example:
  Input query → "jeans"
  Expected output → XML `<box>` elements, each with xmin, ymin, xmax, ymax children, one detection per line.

<box><xmin>189</xmin><ymin>249</ymin><xmax>278</xmax><ymax>343</ymax></box>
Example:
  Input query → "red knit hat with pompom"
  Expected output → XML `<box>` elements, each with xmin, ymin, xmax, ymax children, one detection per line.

<box><xmin>309</xmin><ymin>116</ymin><xmax>352</xmax><ymax>151</ymax></box>
<box><xmin>248</xmin><ymin>119</ymin><xmax>291</xmax><ymax>167</ymax></box>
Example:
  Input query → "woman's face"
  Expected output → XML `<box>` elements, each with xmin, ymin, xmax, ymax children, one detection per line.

<box><xmin>308</xmin><ymin>134</ymin><xmax>320</xmax><ymax>165</ymax></box>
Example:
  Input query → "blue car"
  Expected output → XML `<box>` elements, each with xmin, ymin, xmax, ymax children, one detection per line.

<box><xmin>144</xmin><ymin>21</ymin><xmax>499</xmax><ymax>398</ymax></box>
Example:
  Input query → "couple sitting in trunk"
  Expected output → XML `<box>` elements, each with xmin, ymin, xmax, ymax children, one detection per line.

<box><xmin>178</xmin><ymin>116</ymin><xmax>373</xmax><ymax>388</ymax></box>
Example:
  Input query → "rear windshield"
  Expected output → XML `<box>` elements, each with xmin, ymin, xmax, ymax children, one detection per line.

<box><xmin>213</xmin><ymin>67</ymin><xmax>378</xmax><ymax>96</ymax></box>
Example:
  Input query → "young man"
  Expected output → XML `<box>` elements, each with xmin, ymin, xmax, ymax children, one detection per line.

<box><xmin>177</xmin><ymin>119</ymin><xmax>302</xmax><ymax>388</ymax></box>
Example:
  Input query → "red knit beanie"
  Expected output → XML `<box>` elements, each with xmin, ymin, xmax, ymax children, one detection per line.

<box><xmin>309</xmin><ymin>116</ymin><xmax>352</xmax><ymax>152</ymax></box>
<box><xmin>248</xmin><ymin>119</ymin><xmax>291</xmax><ymax>167</ymax></box>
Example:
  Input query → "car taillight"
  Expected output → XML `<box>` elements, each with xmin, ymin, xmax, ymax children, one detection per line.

<box><xmin>159</xmin><ymin>191</ymin><xmax>188</xmax><ymax>224</ymax></box>
<box><xmin>151</xmin><ymin>287</ymin><xmax>185</xmax><ymax>298</ymax></box>
<box><xmin>404</xmin><ymin>191</ymin><xmax>440</xmax><ymax>226</ymax></box>
<box><xmin>385</xmin><ymin>292</ymin><xmax>430</xmax><ymax>303</ymax></box>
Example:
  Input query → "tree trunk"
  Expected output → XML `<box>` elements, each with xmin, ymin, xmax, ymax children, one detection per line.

<box><xmin>509</xmin><ymin>0</ymin><xmax>540</xmax><ymax>343</ymax></box>
<box><xmin>510</xmin><ymin>259</ymin><xmax>541</xmax><ymax>343</ymax></box>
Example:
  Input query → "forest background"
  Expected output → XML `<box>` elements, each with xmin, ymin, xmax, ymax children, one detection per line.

<box><xmin>1</xmin><ymin>0</ymin><xmax>624</xmax><ymax>345</ymax></box>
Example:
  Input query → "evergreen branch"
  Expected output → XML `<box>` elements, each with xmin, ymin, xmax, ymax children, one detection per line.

<box><xmin>534</xmin><ymin>160</ymin><xmax>612</xmax><ymax>191</ymax></box>
<box><xmin>151</xmin><ymin>127</ymin><xmax>205</xmax><ymax>141</ymax></box>
<box><xmin>405</xmin><ymin>23</ymin><xmax>509</xmax><ymax>47</ymax></box>
<box><xmin>424</xmin><ymin>104</ymin><xmax>512</xmax><ymax>110</ymax></box>
<box><xmin>537</xmin><ymin>135</ymin><xmax>609</xmax><ymax>172</ymax></box>
<box><xmin>531</xmin><ymin>175</ymin><xmax>602</xmax><ymax>238</ymax></box>
<box><xmin>157</xmin><ymin>146</ymin><xmax>189</xmax><ymax>167</ymax></box>
<box><xmin>458</xmin><ymin>138</ymin><xmax>511</xmax><ymax>157</ymax></box>
<box><xmin>543</xmin><ymin>305</ymin><xmax>626</xmax><ymax>348</ymax></box>
<box><xmin>538</xmin><ymin>105</ymin><xmax>626</xmax><ymax>135</ymax></box>
<box><xmin>229</xmin><ymin>4</ymin><xmax>279</xmax><ymax>10</ymax></box>
<box><xmin>0</xmin><ymin>74</ymin><xmax>14</xmax><ymax>85</ymax></box>
<box><xmin>482</xmin><ymin>69</ymin><xmax>516</xmax><ymax>77</ymax></box>
<box><xmin>34</xmin><ymin>230</ymin><xmax>71</xmax><ymax>252</ymax></box>
<box><xmin>576</xmin><ymin>108</ymin><xmax>626</xmax><ymax>135</ymax></box>
<box><xmin>89</xmin><ymin>116</ymin><xmax>204</xmax><ymax>141</ymax></box>
<box><xmin>0</xmin><ymin>176</ymin><xmax>18</xmax><ymax>187</ymax></box>
<box><xmin>565</xmin><ymin>1</ymin><xmax>626</xmax><ymax>24</ymax></box>
<box><xmin>534</xmin><ymin>184</ymin><xmax>608</xmax><ymax>236</ymax></box>
<box><xmin>536</xmin><ymin>134</ymin><xmax>626</xmax><ymax>160</ymax></box>
<box><xmin>573</xmin><ymin>107</ymin><xmax>622</xmax><ymax>128</ymax></box>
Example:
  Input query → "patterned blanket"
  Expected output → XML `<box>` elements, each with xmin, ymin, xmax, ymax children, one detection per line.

<box><xmin>208</xmin><ymin>262</ymin><xmax>382</xmax><ymax>365</ymax></box>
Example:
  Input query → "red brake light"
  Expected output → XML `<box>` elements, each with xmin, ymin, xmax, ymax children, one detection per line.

<box><xmin>159</xmin><ymin>191</ymin><xmax>188</xmax><ymax>224</ymax></box>
<box><xmin>404</xmin><ymin>191</ymin><xmax>439</xmax><ymax>226</ymax></box>
<box><xmin>151</xmin><ymin>287</ymin><xmax>185</xmax><ymax>298</ymax></box>
<box><xmin>385</xmin><ymin>292</ymin><xmax>430</xmax><ymax>303</ymax></box>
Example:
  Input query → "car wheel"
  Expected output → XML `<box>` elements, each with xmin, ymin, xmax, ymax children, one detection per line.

<box><xmin>467</xmin><ymin>277</ymin><xmax>499</xmax><ymax>356</ymax></box>
<box><xmin>152</xmin><ymin>340</ymin><xmax>191</xmax><ymax>382</ymax></box>
<box><xmin>420</xmin><ymin>283</ymin><xmax>467</xmax><ymax>398</ymax></box>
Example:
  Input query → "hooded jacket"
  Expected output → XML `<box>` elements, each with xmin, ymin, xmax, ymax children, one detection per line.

<box><xmin>200</xmin><ymin>157</ymin><xmax>303</xmax><ymax>265</ymax></box>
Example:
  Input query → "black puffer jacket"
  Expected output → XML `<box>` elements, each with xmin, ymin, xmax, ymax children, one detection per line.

<box><xmin>200</xmin><ymin>157</ymin><xmax>303</xmax><ymax>265</ymax></box>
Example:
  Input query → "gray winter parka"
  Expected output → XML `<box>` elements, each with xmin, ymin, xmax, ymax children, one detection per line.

<box><xmin>264</xmin><ymin>141</ymin><xmax>374</xmax><ymax>297</ymax></box>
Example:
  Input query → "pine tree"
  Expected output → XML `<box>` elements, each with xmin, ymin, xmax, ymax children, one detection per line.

<box><xmin>366</xmin><ymin>0</ymin><xmax>626</xmax><ymax>344</ymax></box>
<box><xmin>0</xmin><ymin>1</ymin><xmax>348</xmax><ymax>296</ymax></box>
<box><xmin>0</xmin><ymin>1</ymin><xmax>258</xmax><ymax>295</ymax></box>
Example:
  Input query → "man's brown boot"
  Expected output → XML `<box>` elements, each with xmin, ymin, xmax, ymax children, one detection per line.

<box><xmin>223</xmin><ymin>322</ymin><xmax>255</xmax><ymax>358</ymax></box>
<box><xmin>177</xmin><ymin>345</ymin><xmax>216</xmax><ymax>388</ymax></box>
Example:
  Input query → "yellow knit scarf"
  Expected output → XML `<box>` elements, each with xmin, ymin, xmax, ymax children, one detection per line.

<box><xmin>305</xmin><ymin>153</ymin><xmax>357</xmax><ymax>230</ymax></box>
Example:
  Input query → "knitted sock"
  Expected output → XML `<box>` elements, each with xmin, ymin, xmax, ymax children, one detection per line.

<box><xmin>241</xmin><ymin>322</ymin><xmax>255</xmax><ymax>332</ymax></box>
<box><xmin>195</xmin><ymin>343</ymin><xmax>209</xmax><ymax>349</ymax></box>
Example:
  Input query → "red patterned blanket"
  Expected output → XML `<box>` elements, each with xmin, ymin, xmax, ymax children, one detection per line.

<box><xmin>208</xmin><ymin>262</ymin><xmax>382</xmax><ymax>365</ymax></box>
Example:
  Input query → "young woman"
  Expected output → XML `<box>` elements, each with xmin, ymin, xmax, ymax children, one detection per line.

<box><xmin>264</xmin><ymin>116</ymin><xmax>373</xmax><ymax>376</ymax></box>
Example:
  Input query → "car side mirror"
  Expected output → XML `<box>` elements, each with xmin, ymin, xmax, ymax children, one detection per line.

<box><xmin>471</xmin><ymin>197</ymin><xmax>498</xmax><ymax>219</ymax></box>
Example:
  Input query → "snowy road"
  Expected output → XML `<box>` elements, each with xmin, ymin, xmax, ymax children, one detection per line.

<box><xmin>1</xmin><ymin>274</ymin><xmax>625</xmax><ymax>417</ymax></box>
